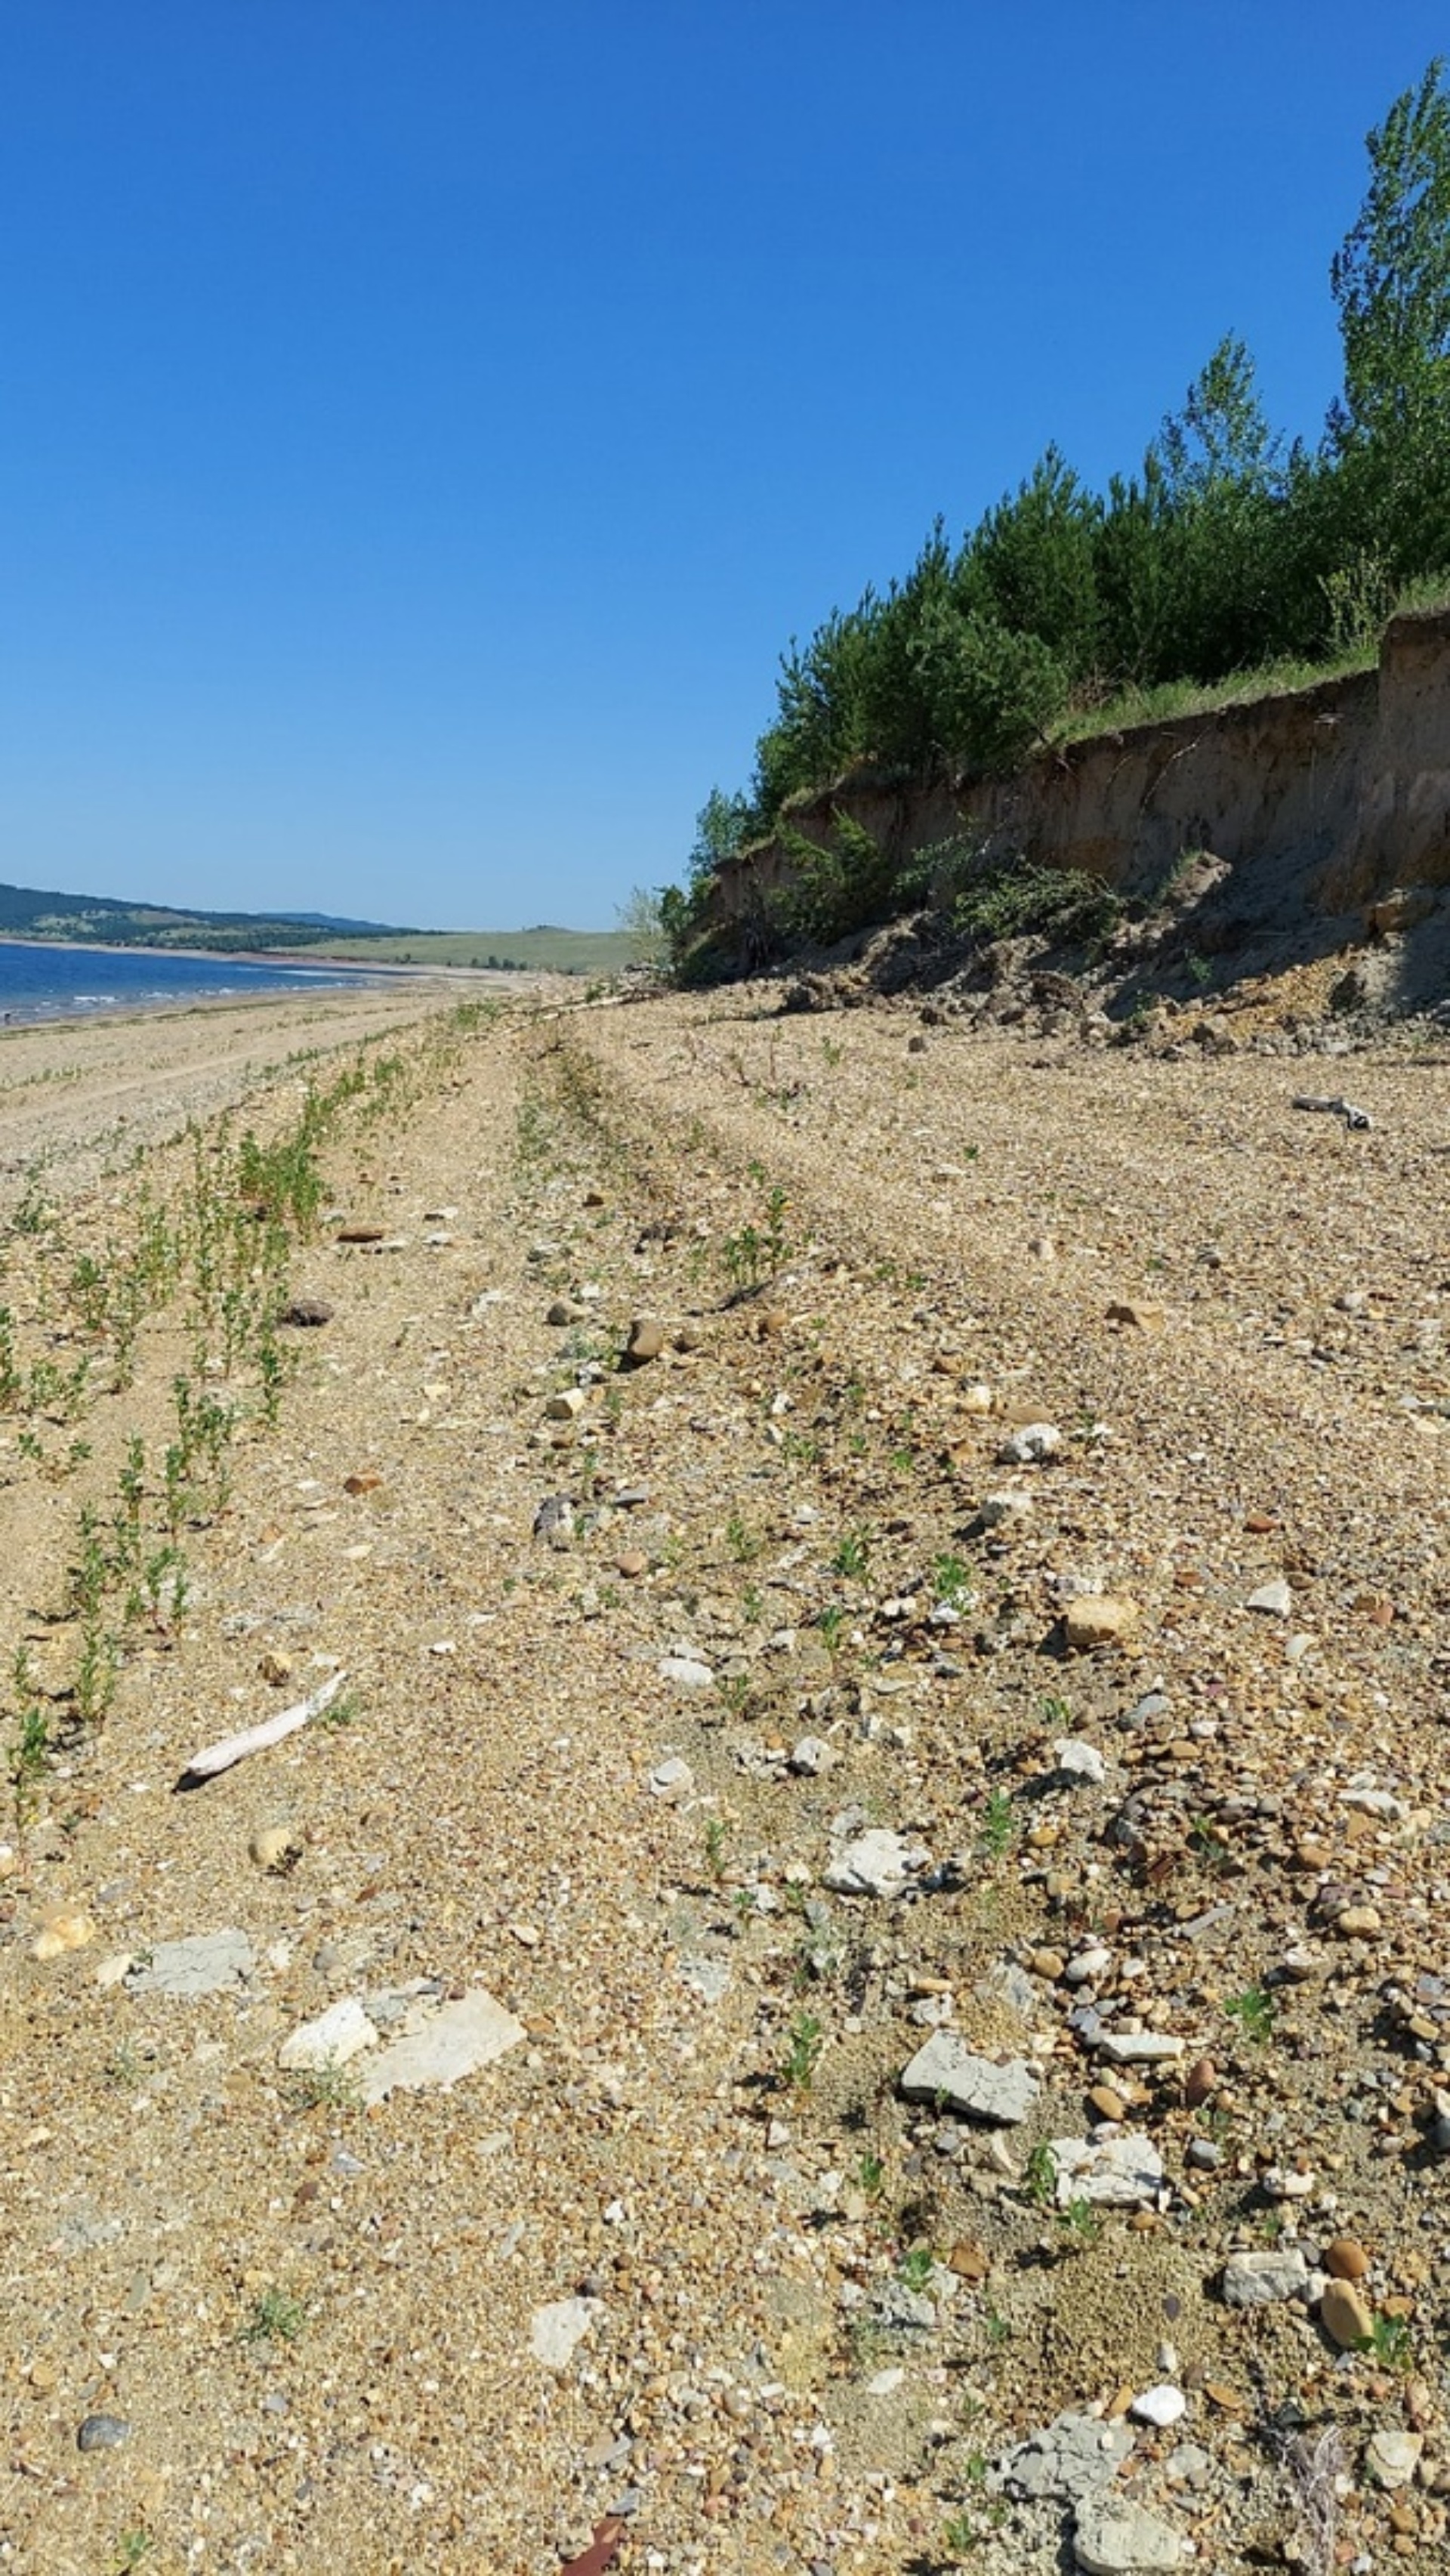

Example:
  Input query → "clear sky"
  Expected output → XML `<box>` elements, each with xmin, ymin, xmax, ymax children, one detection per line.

<box><xmin>0</xmin><ymin>2</ymin><xmax>1443</xmax><ymax>931</ymax></box>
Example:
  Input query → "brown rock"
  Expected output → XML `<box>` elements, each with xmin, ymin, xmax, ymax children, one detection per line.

<box><xmin>1030</xmin><ymin>1949</ymin><xmax>1066</xmax><ymax>1981</ymax></box>
<box><xmin>1334</xmin><ymin>1904</ymin><xmax>1383</xmax><ymax>1937</ymax></box>
<box><xmin>616</xmin><ymin>1551</ymin><xmax>647</xmax><ymax>1580</ymax></box>
<box><xmin>1184</xmin><ymin>2057</ymin><xmax>1217</xmax><ymax>2108</ymax></box>
<box><xmin>1063</xmin><ymin>1595</ymin><xmax>1140</xmax><ymax>1651</ymax></box>
<box><xmin>32</xmin><ymin>1906</ymin><xmax>96</xmax><ymax>1960</ymax></box>
<box><xmin>1324</xmin><ymin>2237</ymin><xmax>1371</xmax><ymax>2282</ymax></box>
<box><xmin>1106</xmin><ymin>1299</ymin><xmax>1167</xmax><ymax>1333</ymax></box>
<box><xmin>1089</xmin><ymin>2084</ymin><xmax>1128</xmax><ymax>2124</ymax></box>
<box><xmin>335</xmin><ymin>1225</ymin><xmax>384</xmax><ymax>1243</ymax></box>
<box><xmin>623</xmin><ymin>1317</ymin><xmax>667</xmax><ymax>1367</ymax></box>
<box><xmin>947</xmin><ymin>2240</ymin><xmax>989</xmax><ymax>2283</ymax></box>
<box><xmin>258</xmin><ymin>1650</ymin><xmax>294</xmax><ymax>1685</ymax></box>
<box><xmin>343</xmin><ymin>1472</ymin><xmax>384</xmax><ymax>1496</ymax></box>
<box><xmin>1320</xmin><ymin>2277</ymin><xmax>1373</xmax><ymax>2350</ymax></box>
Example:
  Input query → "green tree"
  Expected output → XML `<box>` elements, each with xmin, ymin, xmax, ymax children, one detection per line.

<box><xmin>961</xmin><ymin>447</ymin><xmax>1103</xmax><ymax>675</ymax></box>
<box><xmin>1332</xmin><ymin>59</ymin><xmax>1450</xmax><ymax>449</ymax></box>
<box><xmin>1329</xmin><ymin>59</ymin><xmax>1450</xmax><ymax>576</ymax></box>
<box><xmin>1150</xmin><ymin>335</ymin><xmax>1288</xmax><ymax>675</ymax></box>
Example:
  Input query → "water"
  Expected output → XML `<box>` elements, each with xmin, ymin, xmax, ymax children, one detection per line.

<box><xmin>0</xmin><ymin>939</ymin><xmax>390</xmax><ymax>1026</ymax></box>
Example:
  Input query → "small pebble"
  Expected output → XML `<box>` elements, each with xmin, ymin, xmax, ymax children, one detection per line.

<box><xmin>76</xmin><ymin>2414</ymin><xmax>131</xmax><ymax>2453</ymax></box>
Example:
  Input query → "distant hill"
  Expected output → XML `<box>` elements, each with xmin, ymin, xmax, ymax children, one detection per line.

<box><xmin>0</xmin><ymin>878</ymin><xmax>415</xmax><ymax>953</ymax></box>
<box><xmin>0</xmin><ymin>881</ymin><xmax>645</xmax><ymax>976</ymax></box>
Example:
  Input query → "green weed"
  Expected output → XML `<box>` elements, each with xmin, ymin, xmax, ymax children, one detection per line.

<box><xmin>782</xmin><ymin>2011</ymin><xmax>824</xmax><ymax>2092</ymax></box>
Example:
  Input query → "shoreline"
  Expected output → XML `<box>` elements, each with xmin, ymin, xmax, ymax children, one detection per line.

<box><xmin>0</xmin><ymin>931</ymin><xmax>548</xmax><ymax>1032</ymax></box>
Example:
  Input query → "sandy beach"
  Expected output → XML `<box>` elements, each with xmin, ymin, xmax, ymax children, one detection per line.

<box><xmin>2</xmin><ymin>981</ymin><xmax>1448</xmax><ymax>2573</ymax></box>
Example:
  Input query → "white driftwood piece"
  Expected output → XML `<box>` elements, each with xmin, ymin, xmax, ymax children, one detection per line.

<box><xmin>182</xmin><ymin>1670</ymin><xmax>349</xmax><ymax>1781</ymax></box>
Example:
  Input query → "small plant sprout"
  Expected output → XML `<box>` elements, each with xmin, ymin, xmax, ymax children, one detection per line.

<box><xmin>8</xmin><ymin>1694</ymin><xmax>49</xmax><ymax>1839</ymax></box>
<box><xmin>725</xmin><ymin>1507</ymin><xmax>761</xmax><ymax>1564</ymax></box>
<box><xmin>933</xmin><ymin>1552</ymin><xmax>972</xmax><ymax>1608</ymax></box>
<box><xmin>703</xmin><ymin>1815</ymin><xmax>729</xmax><ymax>1883</ymax></box>
<box><xmin>714</xmin><ymin>1669</ymin><xmax>751</xmax><ymax>1721</ymax></box>
<box><xmin>1060</xmin><ymin>2194</ymin><xmax>1101</xmax><ymax>2249</ymax></box>
<box><xmin>1225</xmin><ymin>1983</ymin><xmax>1276</xmax><ymax>2045</ymax></box>
<box><xmin>1365</xmin><ymin>2310</ymin><xmax>1414</xmax><ymax>2372</ymax></box>
<box><xmin>243</xmin><ymin>2287</ymin><xmax>307</xmax><ymax>2345</ymax></box>
<box><xmin>896</xmin><ymin>2244</ymin><xmax>936</xmax><ymax>2293</ymax></box>
<box><xmin>1023</xmin><ymin>2140</ymin><xmax>1057</xmax><ymax>2210</ymax></box>
<box><xmin>832</xmin><ymin>1528</ymin><xmax>870</xmax><ymax>1581</ymax></box>
<box><xmin>856</xmin><ymin>2151</ymin><xmax>885</xmax><ymax>2200</ymax></box>
<box><xmin>817</xmin><ymin>1604</ymin><xmax>847</xmax><ymax>1657</ymax></box>
<box><xmin>980</xmin><ymin>1787</ymin><xmax>1017</xmax><ymax>1862</ymax></box>
<box><xmin>288</xmin><ymin>2056</ymin><xmax>362</xmax><ymax>2114</ymax></box>
<box><xmin>783</xmin><ymin>2011</ymin><xmax>824</xmax><ymax>2092</ymax></box>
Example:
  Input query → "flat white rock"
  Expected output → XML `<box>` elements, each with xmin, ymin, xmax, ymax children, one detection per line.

<box><xmin>1247</xmin><ymin>1578</ymin><xmax>1293</xmax><ymax>1617</ymax></box>
<box><xmin>1051</xmin><ymin>2132</ymin><xmax>1164</xmax><ymax>2208</ymax></box>
<box><xmin>658</xmin><ymin>1655</ymin><xmax>714</xmax><ymax>1688</ymax></box>
<box><xmin>1074</xmin><ymin>2494</ymin><xmax>1185</xmax><ymax>2572</ymax></box>
<box><xmin>1097</xmin><ymin>2031</ymin><xmax>1185</xmax><ymax>2065</ymax></box>
<box><xmin>1221</xmin><ymin>2247</ymin><xmax>1310</xmax><ymax>2307</ymax></box>
<box><xmin>278</xmin><ymin>1996</ymin><xmax>379</xmax><ymax>2072</ymax></box>
<box><xmin>1055</xmin><ymin>1737</ymin><xmax>1108</xmax><ymax>1784</ymax></box>
<box><xmin>128</xmin><ymin>1930</ymin><xmax>255</xmax><ymax>1997</ymax></box>
<box><xmin>357</xmin><ymin>1988</ymin><xmax>525</xmax><ymax>2104</ymax></box>
<box><xmin>529</xmin><ymin>2296</ymin><xmax>601</xmax><ymax>2370</ymax></box>
<box><xmin>823</xmin><ymin>1828</ymin><xmax>928</xmax><ymax>1899</ymax></box>
<box><xmin>899</xmin><ymin>2034</ymin><xmax>1038</xmax><ymax>2125</ymax></box>
<box><xmin>649</xmin><ymin>1756</ymin><xmax>694</xmax><ymax>1799</ymax></box>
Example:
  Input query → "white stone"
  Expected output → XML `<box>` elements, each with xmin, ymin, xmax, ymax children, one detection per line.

<box><xmin>1074</xmin><ymin>2494</ymin><xmax>1184</xmax><ymax>2572</ymax></box>
<box><xmin>649</xmin><ymin>1756</ymin><xmax>694</xmax><ymax>1800</ymax></box>
<box><xmin>789</xmin><ymin>1736</ymin><xmax>831</xmax><ymax>1775</ymax></box>
<box><xmin>1220</xmin><ymin>2247</ymin><xmax>1310</xmax><ymax>2308</ymax></box>
<box><xmin>997</xmin><ymin>1422</ymin><xmax>1061</xmax><ymax>1464</ymax></box>
<box><xmin>529</xmin><ymin>2296</ymin><xmax>600</xmax><ymax>2370</ymax></box>
<box><xmin>1130</xmin><ymin>2386</ymin><xmax>1186</xmax><ymax>2429</ymax></box>
<box><xmin>658</xmin><ymin>1654</ymin><xmax>714</xmax><ymax>1688</ymax></box>
<box><xmin>1366</xmin><ymin>2429</ymin><xmax>1423</xmax><ymax>2490</ymax></box>
<box><xmin>1246</xmin><ymin>1578</ymin><xmax>1293</xmax><ymax>1617</ymax></box>
<box><xmin>823</xmin><ymin>1828</ymin><xmax>928</xmax><ymax>1899</ymax></box>
<box><xmin>1050</xmin><ymin>2132</ymin><xmax>1164</xmax><ymax>2208</ymax></box>
<box><xmin>358</xmin><ymin>1988</ymin><xmax>525</xmax><ymax>2103</ymax></box>
<box><xmin>128</xmin><ymin>1930</ymin><xmax>255</xmax><ymax>1997</ymax></box>
<box><xmin>278</xmin><ymin>1997</ymin><xmax>379</xmax><ymax>2072</ymax></box>
<box><xmin>1097</xmin><ymin>2031</ymin><xmax>1185</xmax><ymax>2065</ymax></box>
<box><xmin>899</xmin><ymin>2034</ymin><xmax>1038</xmax><ymax>2125</ymax></box>
<box><xmin>1055</xmin><ymin>1738</ymin><xmax>1108</xmax><ymax>1784</ymax></box>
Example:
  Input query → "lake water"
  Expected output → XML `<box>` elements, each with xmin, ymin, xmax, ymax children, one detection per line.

<box><xmin>0</xmin><ymin>940</ymin><xmax>390</xmax><ymax>1026</ymax></box>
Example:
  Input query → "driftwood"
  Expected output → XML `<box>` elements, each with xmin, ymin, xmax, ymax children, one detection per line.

<box><xmin>176</xmin><ymin>1670</ymin><xmax>349</xmax><ymax>1788</ymax></box>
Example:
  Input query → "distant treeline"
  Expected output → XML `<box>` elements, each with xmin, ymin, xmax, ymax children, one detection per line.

<box><xmin>665</xmin><ymin>60</ymin><xmax>1450</xmax><ymax>967</ymax></box>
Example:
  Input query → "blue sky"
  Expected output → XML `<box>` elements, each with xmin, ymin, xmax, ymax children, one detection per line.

<box><xmin>0</xmin><ymin>2</ymin><xmax>1444</xmax><ymax>931</ymax></box>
